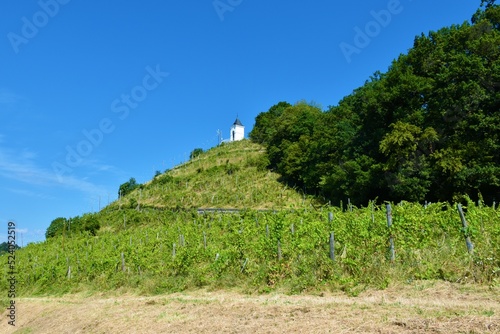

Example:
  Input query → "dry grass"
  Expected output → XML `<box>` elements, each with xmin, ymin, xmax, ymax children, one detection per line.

<box><xmin>2</xmin><ymin>281</ymin><xmax>498</xmax><ymax>334</ymax></box>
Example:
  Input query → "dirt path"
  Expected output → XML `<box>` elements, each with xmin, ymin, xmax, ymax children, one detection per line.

<box><xmin>1</xmin><ymin>281</ymin><xmax>499</xmax><ymax>334</ymax></box>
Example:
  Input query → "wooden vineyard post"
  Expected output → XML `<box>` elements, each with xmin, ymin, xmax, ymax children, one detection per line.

<box><xmin>328</xmin><ymin>211</ymin><xmax>335</xmax><ymax>262</ymax></box>
<box><xmin>385</xmin><ymin>204</ymin><xmax>396</xmax><ymax>262</ymax></box>
<box><xmin>457</xmin><ymin>204</ymin><xmax>474</xmax><ymax>254</ymax></box>
<box><xmin>240</xmin><ymin>258</ymin><xmax>248</xmax><ymax>273</ymax></box>
<box><xmin>137</xmin><ymin>190</ymin><xmax>141</xmax><ymax>211</ymax></box>
<box><xmin>371</xmin><ymin>201</ymin><xmax>375</xmax><ymax>225</ymax></box>
<box><xmin>121</xmin><ymin>252</ymin><xmax>126</xmax><ymax>272</ymax></box>
<box><xmin>329</xmin><ymin>232</ymin><xmax>335</xmax><ymax>262</ymax></box>
<box><xmin>277</xmin><ymin>241</ymin><xmax>282</xmax><ymax>261</ymax></box>
<box><xmin>66</xmin><ymin>257</ymin><xmax>71</xmax><ymax>279</ymax></box>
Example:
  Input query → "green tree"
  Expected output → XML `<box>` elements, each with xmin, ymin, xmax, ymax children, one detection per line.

<box><xmin>0</xmin><ymin>242</ymin><xmax>20</xmax><ymax>254</ymax></box>
<box><xmin>45</xmin><ymin>217</ymin><xmax>68</xmax><ymax>239</ymax></box>
<box><xmin>82</xmin><ymin>214</ymin><xmax>100</xmax><ymax>236</ymax></box>
<box><xmin>378</xmin><ymin>122</ymin><xmax>438</xmax><ymax>201</ymax></box>
<box><xmin>249</xmin><ymin>101</ymin><xmax>291</xmax><ymax>144</ymax></box>
<box><xmin>46</xmin><ymin>214</ymin><xmax>101</xmax><ymax>238</ymax></box>
<box><xmin>190</xmin><ymin>148</ymin><xmax>204</xmax><ymax>160</ymax></box>
<box><xmin>119</xmin><ymin>177</ymin><xmax>140</xmax><ymax>197</ymax></box>
<box><xmin>266</xmin><ymin>102</ymin><xmax>322</xmax><ymax>187</ymax></box>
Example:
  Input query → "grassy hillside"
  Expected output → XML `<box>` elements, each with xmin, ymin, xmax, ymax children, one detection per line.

<box><xmin>110</xmin><ymin>140</ymin><xmax>317</xmax><ymax>212</ymax></box>
<box><xmin>2</xmin><ymin>202</ymin><xmax>499</xmax><ymax>297</ymax></box>
<box><xmin>0</xmin><ymin>140</ymin><xmax>498</xmax><ymax>299</ymax></box>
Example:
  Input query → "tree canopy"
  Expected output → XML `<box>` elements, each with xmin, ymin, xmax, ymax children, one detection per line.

<box><xmin>190</xmin><ymin>148</ymin><xmax>204</xmax><ymax>160</ymax></box>
<box><xmin>45</xmin><ymin>214</ymin><xmax>101</xmax><ymax>239</ymax></box>
<box><xmin>251</xmin><ymin>4</ymin><xmax>500</xmax><ymax>205</ymax></box>
<box><xmin>118</xmin><ymin>177</ymin><xmax>140</xmax><ymax>198</ymax></box>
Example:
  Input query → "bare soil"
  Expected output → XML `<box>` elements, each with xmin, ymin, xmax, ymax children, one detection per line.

<box><xmin>1</xmin><ymin>281</ymin><xmax>499</xmax><ymax>334</ymax></box>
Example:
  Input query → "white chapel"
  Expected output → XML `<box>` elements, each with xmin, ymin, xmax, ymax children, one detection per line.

<box><xmin>229</xmin><ymin>117</ymin><xmax>244</xmax><ymax>142</ymax></box>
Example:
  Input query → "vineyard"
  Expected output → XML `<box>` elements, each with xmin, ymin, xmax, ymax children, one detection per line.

<box><xmin>2</xmin><ymin>199</ymin><xmax>498</xmax><ymax>297</ymax></box>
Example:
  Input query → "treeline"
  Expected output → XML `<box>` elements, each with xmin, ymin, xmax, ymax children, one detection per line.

<box><xmin>0</xmin><ymin>242</ymin><xmax>20</xmax><ymax>254</ymax></box>
<box><xmin>45</xmin><ymin>215</ymin><xmax>100</xmax><ymax>239</ymax></box>
<box><xmin>250</xmin><ymin>4</ymin><xmax>500</xmax><ymax>205</ymax></box>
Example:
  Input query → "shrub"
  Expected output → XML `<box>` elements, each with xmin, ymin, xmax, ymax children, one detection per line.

<box><xmin>246</xmin><ymin>154</ymin><xmax>270</xmax><ymax>171</ymax></box>
<box><xmin>45</xmin><ymin>217</ymin><xmax>68</xmax><ymax>239</ymax></box>
<box><xmin>190</xmin><ymin>148</ymin><xmax>204</xmax><ymax>160</ymax></box>
<box><xmin>119</xmin><ymin>178</ymin><xmax>140</xmax><ymax>197</ymax></box>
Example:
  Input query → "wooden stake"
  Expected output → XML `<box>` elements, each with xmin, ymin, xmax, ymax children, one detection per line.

<box><xmin>277</xmin><ymin>240</ymin><xmax>282</xmax><ymax>261</ymax></box>
<box><xmin>121</xmin><ymin>252</ymin><xmax>126</xmax><ymax>272</ymax></box>
<box><xmin>329</xmin><ymin>232</ymin><xmax>335</xmax><ymax>262</ymax></box>
<box><xmin>457</xmin><ymin>204</ymin><xmax>474</xmax><ymax>254</ymax></box>
<box><xmin>386</xmin><ymin>204</ymin><xmax>396</xmax><ymax>262</ymax></box>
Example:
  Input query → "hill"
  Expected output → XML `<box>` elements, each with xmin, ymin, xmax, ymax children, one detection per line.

<box><xmin>110</xmin><ymin>139</ymin><xmax>316</xmax><ymax>212</ymax></box>
<box><xmin>1</xmin><ymin>3</ymin><xmax>498</xmax><ymax>304</ymax></box>
<box><xmin>12</xmin><ymin>139</ymin><xmax>499</xmax><ymax>299</ymax></box>
<box><xmin>43</xmin><ymin>139</ymin><xmax>320</xmax><ymax>239</ymax></box>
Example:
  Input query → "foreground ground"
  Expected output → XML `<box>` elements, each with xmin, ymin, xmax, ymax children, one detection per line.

<box><xmin>1</xmin><ymin>281</ymin><xmax>498</xmax><ymax>334</ymax></box>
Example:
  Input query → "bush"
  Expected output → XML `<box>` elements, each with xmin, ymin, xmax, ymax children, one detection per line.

<box><xmin>151</xmin><ymin>174</ymin><xmax>174</xmax><ymax>186</ymax></box>
<box><xmin>45</xmin><ymin>217</ymin><xmax>68</xmax><ymax>239</ymax></box>
<box><xmin>119</xmin><ymin>177</ymin><xmax>140</xmax><ymax>197</ymax></box>
<box><xmin>83</xmin><ymin>216</ymin><xmax>100</xmax><ymax>236</ymax></box>
<box><xmin>190</xmin><ymin>148</ymin><xmax>204</xmax><ymax>160</ymax></box>
<box><xmin>245</xmin><ymin>154</ymin><xmax>270</xmax><ymax>171</ymax></box>
<box><xmin>45</xmin><ymin>214</ymin><xmax>101</xmax><ymax>239</ymax></box>
<box><xmin>225</xmin><ymin>163</ymin><xmax>240</xmax><ymax>175</ymax></box>
<box><xmin>129</xmin><ymin>198</ymin><xmax>138</xmax><ymax>209</ymax></box>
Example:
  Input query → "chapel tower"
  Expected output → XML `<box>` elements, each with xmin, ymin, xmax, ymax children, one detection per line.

<box><xmin>230</xmin><ymin>117</ymin><xmax>244</xmax><ymax>141</ymax></box>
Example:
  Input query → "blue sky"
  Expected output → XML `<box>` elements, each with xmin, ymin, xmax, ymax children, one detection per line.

<box><xmin>0</xmin><ymin>0</ymin><xmax>481</xmax><ymax>244</ymax></box>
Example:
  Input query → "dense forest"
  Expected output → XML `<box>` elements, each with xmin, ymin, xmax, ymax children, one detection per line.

<box><xmin>250</xmin><ymin>3</ymin><xmax>500</xmax><ymax>206</ymax></box>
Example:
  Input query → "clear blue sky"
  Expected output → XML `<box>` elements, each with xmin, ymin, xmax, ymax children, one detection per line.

<box><xmin>0</xmin><ymin>0</ymin><xmax>481</xmax><ymax>244</ymax></box>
